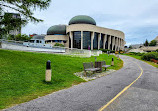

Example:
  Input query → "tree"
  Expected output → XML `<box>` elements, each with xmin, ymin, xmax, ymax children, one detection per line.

<box><xmin>8</xmin><ymin>34</ymin><xmax>31</xmax><ymax>41</ymax></box>
<box><xmin>0</xmin><ymin>13</ymin><xmax>27</xmax><ymax>38</ymax></box>
<box><xmin>149</xmin><ymin>40</ymin><xmax>157</xmax><ymax>46</ymax></box>
<box><xmin>0</xmin><ymin>0</ymin><xmax>51</xmax><ymax>22</ymax></box>
<box><xmin>129</xmin><ymin>45</ymin><xmax>132</xmax><ymax>49</ymax></box>
<box><xmin>0</xmin><ymin>0</ymin><xmax>51</xmax><ymax>38</ymax></box>
<box><xmin>144</xmin><ymin>39</ymin><xmax>149</xmax><ymax>46</ymax></box>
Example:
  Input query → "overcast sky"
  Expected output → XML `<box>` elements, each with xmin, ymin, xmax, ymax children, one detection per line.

<box><xmin>21</xmin><ymin>0</ymin><xmax>158</xmax><ymax>46</ymax></box>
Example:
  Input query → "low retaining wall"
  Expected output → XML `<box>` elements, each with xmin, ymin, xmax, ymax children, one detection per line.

<box><xmin>1</xmin><ymin>41</ymin><xmax>102</xmax><ymax>57</ymax></box>
<box><xmin>1</xmin><ymin>42</ymin><xmax>65</xmax><ymax>53</ymax></box>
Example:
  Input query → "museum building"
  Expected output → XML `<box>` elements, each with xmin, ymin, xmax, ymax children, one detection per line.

<box><xmin>45</xmin><ymin>15</ymin><xmax>125</xmax><ymax>51</ymax></box>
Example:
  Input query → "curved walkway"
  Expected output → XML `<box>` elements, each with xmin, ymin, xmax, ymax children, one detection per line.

<box><xmin>4</xmin><ymin>55</ymin><xmax>158</xmax><ymax>111</ymax></box>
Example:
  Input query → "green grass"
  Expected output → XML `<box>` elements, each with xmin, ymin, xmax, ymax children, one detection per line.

<box><xmin>124</xmin><ymin>54</ymin><xmax>158</xmax><ymax>68</ymax></box>
<box><xmin>0</xmin><ymin>49</ymin><xmax>123</xmax><ymax>109</ymax></box>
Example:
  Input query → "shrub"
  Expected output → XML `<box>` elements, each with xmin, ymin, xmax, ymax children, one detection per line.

<box><xmin>119</xmin><ymin>50</ymin><xmax>124</xmax><ymax>54</ymax></box>
<box><xmin>7</xmin><ymin>34</ymin><xmax>31</xmax><ymax>41</ymax></box>
<box><xmin>100</xmin><ymin>49</ymin><xmax>115</xmax><ymax>53</ymax></box>
<box><xmin>54</xmin><ymin>43</ymin><xmax>64</xmax><ymax>47</ymax></box>
<box><xmin>135</xmin><ymin>52</ymin><xmax>145</xmax><ymax>56</ymax></box>
<box><xmin>115</xmin><ymin>51</ymin><xmax>119</xmax><ymax>54</ymax></box>
<box><xmin>110</xmin><ymin>50</ymin><xmax>115</xmax><ymax>53</ymax></box>
<box><xmin>100</xmin><ymin>49</ymin><xmax>109</xmax><ymax>53</ymax></box>
<box><xmin>141</xmin><ymin>52</ymin><xmax>158</xmax><ymax>61</ymax></box>
<box><xmin>129</xmin><ymin>45</ymin><xmax>132</xmax><ymax>49</ymax></box>
<box><xmin>7</xmin><ymin>34</ymin><xmax>15</xmax><ymax>40</ymax></box>
<box><xmin>127</xmin><ymin>52</ymin><xmax>145</xmax><ymax>56</ymax></box>
<box><xmin>149</xmin><ymin>40</ymin><xmax>157</xmax><ymax>46</ymax></box>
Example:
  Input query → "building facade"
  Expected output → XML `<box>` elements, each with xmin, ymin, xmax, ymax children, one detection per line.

<box><xmin>45</xmin><ymin>15</ymin><xmax>125</xmax><ymax>51</ymax></box>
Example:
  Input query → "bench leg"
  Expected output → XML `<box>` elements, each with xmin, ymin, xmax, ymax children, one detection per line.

<box><xmin>105</xmin><ymin>67</ymin><xmax>107</xmax><ymax>71</ymax></box>
<box><xmin>84</xmin><ymin>70</ymin><xmax>87</xmax><ymax>76</ymax></box>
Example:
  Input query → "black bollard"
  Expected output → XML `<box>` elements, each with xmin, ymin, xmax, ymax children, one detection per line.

<box><xmin>45</xmin><ymin>60</ymin><xmax>52</xmax><ymax>82</ymax></box>
<box><xmin>46</xmin><ymin>60</ymin><xmax>51</xmax><ymax>69</ymax></box>
<box><xmin>111</xmin><ymin>58</ymin><xmax>114</xmax><ymax>66</ymax></box>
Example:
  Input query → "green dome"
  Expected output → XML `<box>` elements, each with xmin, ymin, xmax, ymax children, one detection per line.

<box><xmin>47</xmin><ymin>25</ymin><xmax>66</xmax><ymax>35</ymax></box>
<box><xmin>69</xmin><ymin>15</ymin><xmax>96</xmax><ymax>25</ymax></box>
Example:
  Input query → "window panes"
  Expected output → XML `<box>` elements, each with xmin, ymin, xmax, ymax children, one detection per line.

<box><xmin>73</xmin><ymin>31</ymin><xmax>81</xmax><ymax>49</ymax></box>
<box><xmin>100</xmin><ymin>34</ymin><xmax>104</xmax><ymax>49</ymax></box>
<box><xmin>83</xmin><ymin>31</ymin><xmax>91</xmax><ymax>49</ymax></box>
<box><xmin>93</xmin><ymin>32</ymin><xmax>98</xmax><ymax>49</ymax></box>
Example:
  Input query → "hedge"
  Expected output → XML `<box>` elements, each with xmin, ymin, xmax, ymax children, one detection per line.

<box><xmin>141</xmin><ymin>52</ymin><xmax>158</xmax><ymax>61</ymax></box>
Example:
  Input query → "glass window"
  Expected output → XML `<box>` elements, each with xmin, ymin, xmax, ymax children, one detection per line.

<box><xmin>63</xmin><ymin>40</ymin><xmax>67</xmax><ymax>43</ymax></box>
<box><xmin>83</xmin><ymin>31</ymin><xmax>91</xmax><ymax>49</ymax></box>
<box><xmin>73</xmin><ymin>31</ymin><xmax>81</xmax><ymax>49</ymax></box>
<box><xmin>46</xmin><ymin>40</ymin><xmax>51</xmax><ymax>43</ymax></box>
<box><xmin>93</xmin><ymin>32</ymin><xmax>98</xmax><ymax>49</ymax></box>
<box><xmin>69</xmin><ymin>37</ymin><xmax>71</xmax><ymax>48</ymax></box>
<box><xmin>100</xmin><ymin>34</ymin><xmax>104</xmax><ymax>49</ymax></box>
<box><xmin>58</xmin><ymin>40</ymin><xmax>62</xmax><ymax>43</ymax></box>
<box><xmin>105</xmin><ymin>41</ymin><xmax>108</xmax><ymax>49</ymax></box>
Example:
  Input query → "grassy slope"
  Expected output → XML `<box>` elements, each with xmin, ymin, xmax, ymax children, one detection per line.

<box><xmin>124</xmin><ymin>54</ymin><xmax>158</xmax><ymax>68</ymax></box>
<box><xmin>0</xmin><ymin>49</ymin><xmax>123</xmax><ymax>109</ymax></box>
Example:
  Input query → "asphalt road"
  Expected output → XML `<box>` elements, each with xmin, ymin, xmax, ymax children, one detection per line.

<box><xmin>104</xmin><ymin>56</ymin><xmax>158</xmax><ymax>111</ymax></box>
<box><xmin>4</xmin><ymin>55</ymin><xmax>158</xmax><ymax>111</ymax></box>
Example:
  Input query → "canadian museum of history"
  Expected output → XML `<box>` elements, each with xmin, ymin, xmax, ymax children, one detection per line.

<box><xmin>44</xmin><ymin>15</ymin><xmax>125</xmax><ymax>51</ymax></box>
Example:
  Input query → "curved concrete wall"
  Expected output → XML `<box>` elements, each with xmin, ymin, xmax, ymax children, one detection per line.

<box><xmin>44</xmin><ymin>24</ymin><xmax>125</xmax><ymax>51</ymax></box>
<box><xmin>66</xmin><ymin>24</ymin><xmax>125</xmax><ymax>51</ymax></box>
<box><xmin>45</xmin><ymin>35</ymin><xmax>69</xmax><ymax>47</ymax></box>
<box><xmin>67</xmin><ymin>24</ymin><xmax>125</xmax><ymax>39</ymax></box>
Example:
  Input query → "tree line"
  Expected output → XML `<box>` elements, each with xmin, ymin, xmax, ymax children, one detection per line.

<box><xmin>144</xmin><ymin>39</ymin><xmax>157</xmax><ymax>46</ymax></box>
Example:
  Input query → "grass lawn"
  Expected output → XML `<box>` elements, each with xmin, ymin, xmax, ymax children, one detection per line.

<box><xmin>0</xmin><ymin>49</ymin><xmax>123</xmax><ymax>109</ymax></box>
<box><xmin>124</xmin><ymin>54</ymin><xmax>158</xmax><ymax>68</ymax></box>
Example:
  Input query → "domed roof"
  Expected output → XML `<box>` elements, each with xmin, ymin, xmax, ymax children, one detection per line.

<box><xmin>69</xmin><ymin>15</ymin><xmax>96</xmax><ymax>25</ymax></box>
<box><xmin>31</xmin><ymin>35</ymin><xmax>45</xmax><ymax>40</ymax></box>
<box><xmin>47</xmin><ymin>25</ymin><xmax>66</xmax><ymax>35</ymax></box>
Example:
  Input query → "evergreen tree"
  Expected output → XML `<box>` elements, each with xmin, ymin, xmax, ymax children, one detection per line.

<box><xmin>144</xmin><ymin>39</ymin><xmax>149</xmax><ymax>46</ymax></box>
<box><xmin>0</xmin><ymin>0</ymin><xmax>51</xmax><ymax>22</ymax></box>
<box><xmin>0</xmin><ymin>0</ymin><xmax>51</xmax><ymax>38</ymax></box>
<box><xmin>129</xmin><ymin>45</ymin><xmax>132</xmax><ymax>49</ymax></box>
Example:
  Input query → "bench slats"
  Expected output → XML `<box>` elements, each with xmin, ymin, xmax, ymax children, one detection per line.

<box><xmin>102</xmin><ymin>65</ymin><xmax>111</xmax><ymax>68</ymax></box>
<box><xmin>83</xmin><ymin>61</ymin><xmax>111</xmax><ymax>76</ymax></box>
<box><xmin>83</xmin><ymin>62</ymin><xmax>100</xmax><ymax>75</ymax></box>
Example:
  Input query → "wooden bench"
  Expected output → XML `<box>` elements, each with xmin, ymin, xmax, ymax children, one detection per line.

<box><xmin>101</xmin><ymin>61</ymin><xmax>111</xmax><ymax>70</ymax></box>
<box><xmin>83</xmin><ymin>62</ymin><xmax>100</xmax><ymax>76</ymax></box>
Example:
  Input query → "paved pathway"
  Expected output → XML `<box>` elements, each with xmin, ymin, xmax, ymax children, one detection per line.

<box><xmin>4</xmin><ymin>55</ymin><xmax>158</xmax><ymax>111</ymax></box>
<box><xmin>104</xmin><ymin>56</ymin><xmax>158</xmax><ymax>111</ymax></box>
